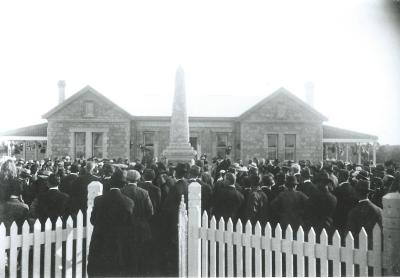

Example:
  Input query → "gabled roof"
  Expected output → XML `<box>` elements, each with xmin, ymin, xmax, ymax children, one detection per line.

<box><xmin>323</xmin><ymin>125</ymin><xmax>378</xmax><ymax>140</ymax></box>
<box><xmin>238</xmin><ymin>87</ymin><xmax>328</xmax><ymax>121</ymax></box>
<box><xmin>42</xmin><ymin>85</ymin><xmax>132</xmax><ymax>119</ymax></box>
<box><xmin>0</xmin><ymin>123</ymin><xmax>47</xmax><ymax>137</ymax></box>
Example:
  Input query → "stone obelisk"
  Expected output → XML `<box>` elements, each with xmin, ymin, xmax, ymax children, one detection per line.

<box><xmin>163</xmin><ymin>66</ymin><xmax>195</xmax><ymax>164</ymax></box>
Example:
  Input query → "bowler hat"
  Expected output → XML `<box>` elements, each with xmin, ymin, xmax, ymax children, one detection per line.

<box><xmin>357</xmin><ymin>170</ymin><xmax>370</xmax><ymax>181</ymax></box>
<box><xmin>286</xmin><ymin>175</ymin><xmax>298</xmax><ymax>186</ymax></box>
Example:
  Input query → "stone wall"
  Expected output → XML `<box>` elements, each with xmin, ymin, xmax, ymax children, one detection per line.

<box><xmin>240</xmin><ymin>122</ymin><xmax>323</xmax><ymax>163</ymax></box>
<box><xmin>46</xmin><ymin>90</ymin><xmax>131</xmax><ymax>159</ymax></box>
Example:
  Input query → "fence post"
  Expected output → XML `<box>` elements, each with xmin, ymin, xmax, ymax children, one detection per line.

<box><xmin>87</xmin><ymin>181</ymin><xmax>103</xmax><ymax>208</ymax></box>
<box><xmin>188</xmin><ymin>181</ymin><xmax>202</xmax><ymax>277</ymax></box>
<box><xmin>382</xmin><ymin>192</ymin><xmax>400</xmax><ymax>276</ymax></box>
<box><xmin>178</xmin><ymin>195</ymin><xmax>188</xmax><ymax>278</ymax></box>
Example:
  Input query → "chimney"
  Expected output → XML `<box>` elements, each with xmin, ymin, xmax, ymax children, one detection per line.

<box><xmin>304</xmin><ymin>81</ymin><xmax>314</xmax><ymax>107</ymax></box>
<box><xmin>57</xmin><ymin>80</ymin><xmax>66</xmax><ymax>104</ymax></box>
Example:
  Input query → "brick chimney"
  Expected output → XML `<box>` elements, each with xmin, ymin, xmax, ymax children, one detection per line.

<box><xmin>57</xmin><ymin>80</ymin><xmax>66</xmax><ymax>104</ymax></box>
<box><xmin>304</xmin><ymin>81</ymin><xmax>314</xmax><ymax>107</ymax></box>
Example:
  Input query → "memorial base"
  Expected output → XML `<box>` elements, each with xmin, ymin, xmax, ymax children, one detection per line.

<box><xmin>163</xmin><ymin>143</ymin><xmax>195</xmax><ymax>164</ymax></box>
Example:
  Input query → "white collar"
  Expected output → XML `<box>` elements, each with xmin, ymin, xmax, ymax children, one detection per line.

<box><xmin>303</xmin><ymin>179</ymin><xmax>311</xmax><ymax>183</ymax></box>
<box><xmin>339</xmin><ymin>181</ymin><xmax>348</xmax><ymax>186</ymax></box>
<box><xmin>127</xmin><ymin>182</ymin><xmax>137</xmax><ymax>186</ymax></box>
<box><xmin>49</xmin><ymin>187</ymin><xmax>59</xmax><ymax>190</ymax></box>
<box><xmin>110</xmin><ymin>187</ymin><xmax>120</xmax><ymax>191</ymax></box>
<box><xmin>359</xmin><ymin>198</ymin><xmax>369</xmax><ymax>203</ymax></box>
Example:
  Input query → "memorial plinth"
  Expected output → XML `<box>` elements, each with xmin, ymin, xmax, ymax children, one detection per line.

<box><xmin>163</xmin><ymin>66</ymin><xmax>195</xmax><ymax>164</ymax></box>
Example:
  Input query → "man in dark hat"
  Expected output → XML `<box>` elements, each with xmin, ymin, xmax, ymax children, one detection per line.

<box><xmin>271</xmin><ymin>175</ymin><xmax>308</xmax><ymax>231</ymax></box>
<box><xmin>297</xmin><ymin>167</ymin><xmax>318</xmax><ymax>198</ymax></box>
<box><xmin>332</xmin><ymin>169</ymin><xmax>358</xmax><ymax>234</ymax></box>
<box><xmin>30</xmin><ymin>173</ymin><xmax>70</xmax><ymax>227</ymax></box>
<box><xmin>162</xmin><ymin>162</ymin><xmax>189</xmax><ymax>276</ymax></box>
<box><xmin>121</xmin><ymin>170</ymin><xmax>154</xmax><ymax>276</ymax></box>
<box><xmin>244</xmin><ymin>175</ymin><xmax>269</xmax><ymax>226</ymax></box>
<box><xmin>87</xmin><ymin>169</ymin><xmax>135</xmax><ymax>277</ymax></box>
<box><xmin>346</xmin><ymin>180</ymin><xmax>382</xmax><ymax>248</ymax></box>
<box><xmin>212</xmin><ymin>172</ymin><xmax>244</xmax><ymax>223</ymax></box>
<box><xmin>59</xmin><ymin>163</ymin><xmax>80</xmax><ymax>198</ymax></box>
<box><xmin>305</xmin><ymin>171</ymin><xmax>337</xmax><ymax>235</ymax></box>
<box><xmin>270</xmin><ymin>172</ymin><xmax>287</xmax><ymax>202</ymax></box>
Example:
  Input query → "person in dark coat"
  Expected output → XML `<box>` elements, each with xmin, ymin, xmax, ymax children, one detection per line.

<box><xmin>121</xmin><ymin>170</ymin><xmax>154</xmax><ymax>276</ymax></box>
<box><xmin>260</xmin><ymin>174</ymin><xmax>274</xmax><ymax>202</ymax></box>
<box><xmin>29</xmin><ymin>174</ymin><xmax>70</xmax><ymax>227</ymax></box>
<box><xmin>87</xmin><ymin>170</ymin><xmax>135</xmax><ymax>277</ymax></box>
<box><xmin>305</xmin><ymin>171</ymin><xmax>337</xmax><ymax>235</ymax></box>
<box><xmin>346</xmin><ymin>180</ymin><xmax>382</xmax><ymax>248</ymax></box>
<box><xmin>162</xmin><ymin>163</ymin><xmax>189</xmax><ymax>277</ymax></box>
<box><xmin>100</xmin><ymin>163</ymin><xmax>114</xmax><ymax>194</ymax></box>
<box><xmin>297</xmin><ymin>167</ymin><xmax>318</xmax><ymax>198</ymax></box>
<box><xmin>139</xmin><ymin>169</ymin><xmax>161</xmax><ymax>214</ymax></box>
<box><xmin>59</xmin><ymin>163</ymin><xmax>79</xmax><ymax>198</ymax></box>
<box><xmin>0</xmin><ymin>178</ymin><xmax>30</xmax><ymax>234</ymax></box>
<box><xmin>245</xmin><ymin>175</ymin><xmax>269</xmax><ymax>226</ymax></box>
<box><xmin>270</xmin><ymin>175</ymin><xmax>308</xmax><ymax>231</ymax></box>
<box><xmin>212</xmin><ymin>172</ymin><xmax>244</xmax><ymax>223</ymax></box>
<box><xmin>270</xmin><ymin>172</ymin><xmax>287</xmax><ymax>202</ymax></box>
<box><xmin>333</xmin><ymin>169</ymin><xmax>358</xmax><ymax>235</ymax></box>
<box><xmin>69</xmin><ymin>162</ymin><xmax>99</xmax><ymax>215</ymax></box>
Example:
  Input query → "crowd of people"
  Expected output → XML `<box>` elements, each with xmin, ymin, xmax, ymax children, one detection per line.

<box><xmin>0</xmin><ymin>154</ymin><xmax>399</xmax><ymax>277</ymax></box>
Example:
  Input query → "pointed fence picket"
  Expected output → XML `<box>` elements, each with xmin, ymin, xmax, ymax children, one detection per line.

<box><xmin>9</xmin><ymin>222</ymin><xmax>18</xmax><ymax>278</ymax></box>
<box><xmin>182</xmin><ymin>183</ymin><xmax>387</xmax><ymax>278</ymax></box>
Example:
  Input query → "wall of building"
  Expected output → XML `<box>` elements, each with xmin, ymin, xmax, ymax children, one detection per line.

<box><xmin>46</xmin><ymin>91</ymin><xmax>131</xmax><ymax>159</ymax></box>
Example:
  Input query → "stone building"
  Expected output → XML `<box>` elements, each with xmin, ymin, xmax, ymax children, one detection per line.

<box><xmin>0</xmin><ymin>83</ymin><xmax>378</xmax><ymax>164</ymax></box>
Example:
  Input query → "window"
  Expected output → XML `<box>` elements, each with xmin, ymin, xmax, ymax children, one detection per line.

<box><xmin>143</xmin><ymin>132</ymin><xmax>155</xmax><ymax>147</ymax></box>
<box><xmin>84</xmin><ymin>101</ymin><xmax>95</xmax><ymax>117</ymax></box>
<box><xmin>92</xmin><ymin>132</ymin><xmax>103</xmax><ymax>158</ymax></box>
<box><xmin>267</xmin><ymin>134</ymin><xmax>278</xmax><ymax>159</ymax></box>
<box><xmin>75</xmin><ymin>132</ymin><xmax>86</xmax><ymax>159</ymax></box>
<box><xmin>285</xmin><ymin>134</ymin><xmax>296</xmax><ymax>161</ymax></box>
<box><xmin>216</xmin><ymin>133</ymin><xmax>229</xmax><ymax>157</ymax></box>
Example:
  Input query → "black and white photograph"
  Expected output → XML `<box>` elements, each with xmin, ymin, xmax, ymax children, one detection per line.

<box><xmin>0</xmin><ymin>0</ymin><xmax>399</xmax><ymax>277</ymax></box>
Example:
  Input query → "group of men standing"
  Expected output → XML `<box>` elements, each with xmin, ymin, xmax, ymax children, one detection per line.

<box><xmin>0</xmin><ymin>155</ymin><xmax>399</xmax><ymax>277</ymax></box>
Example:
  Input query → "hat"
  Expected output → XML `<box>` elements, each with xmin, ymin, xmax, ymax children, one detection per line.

<box><xmin>248</xmin><ymin>162</ymin><xmax>257</xmax><ymax>169</ymax></box>
<box><xmin>126</xmin><ymin>170</ymin><xmax>141</xmax><ymax>182</ymax></box>
<box><xmin>357</xmin><ymin>170</ymin><xmax>370</xmax><ymax>181</ymax></box>
<box><xmin>189</xmin><ymin>165</ymin><xmax>201</xmax><ymax>177</ymax></box>
<box><xmin>286</xmin><ymin>175</ymin><xmax>298</xmax><ymax>186</ymax></box>
<box><xmin>175</xmin><ymin>163</ymin><xmax>188</xmax><ymax>177</ymax></box>
<box><xmin>143</xmin><ymin>168</ymin><xmax>155</xmax><ymax>181</ymax></box>
<box><xmin>20</xmin><ymin>168</ymin><xmax>31</xmax><ymax>178</ymax></box>
<box><xmin>37</xmin><ymin>170</ymin><xmax>52</xmax><ymax>179</ymax></box>
<box><xmin>314</xmin><ymin>170</ymin><xmax>332</xmax><ymax>185</ymax></box>
<box><xmin>355</xmin><ymin>180</ymin><xmax>373</xmax><ymax>194</ymax></box>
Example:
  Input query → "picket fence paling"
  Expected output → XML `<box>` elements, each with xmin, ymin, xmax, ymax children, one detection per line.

<box><xmin>1</xmin><ymin>219</ymin><xmax>89</xmax><ymax>249</ymax></box>
<box><xmin>196</xmin><ymin>213</ymin><xmax>383</xmax><ymax>277</ymax></box>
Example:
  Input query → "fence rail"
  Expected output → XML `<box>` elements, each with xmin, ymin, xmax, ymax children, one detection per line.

<box><xmin>179</xmin><ymin>182</ymin><xmax>400</xmax><ymax>277</ymax></box>
<box><xmin>0</xmin><ymin>182</ymin><xmax>101</xmax><ymax>278</ymax></box>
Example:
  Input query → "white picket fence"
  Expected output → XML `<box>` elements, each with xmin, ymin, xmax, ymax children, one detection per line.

<box><xmin>0</xmin><ymin>209</ymin><xmax>93</xmax><ymax>278</ymax></box>
<box><xmin>0</xmin><ymin>182</ymin><xmax>103</xmax><ymax>278</ymax></box>
<box><xmin>179</xmin><ymin>182</ymin><xmax>388</xmax><ymax>277</ymax></box>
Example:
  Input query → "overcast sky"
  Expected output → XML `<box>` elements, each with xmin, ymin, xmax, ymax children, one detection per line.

<box><xmin>0</xmin><ymin>0</ymin><xmax>399</xmax><ymax>144</ymax></box>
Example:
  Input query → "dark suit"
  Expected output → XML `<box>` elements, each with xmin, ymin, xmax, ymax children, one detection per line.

<box><xmin>121</xmin><ymin>183</ymin><xmax>154</xmax><ymax>276</ymax></box>
<box><xmin>87</xmin><ymin>189</ymin><xmax>135</xmax><ymax>277</ymax></box>
<box><xmin>305</xmin><ymin>188</ymin><xmax>337</xmax><ymax>234</ymax></box>
<box><xmin>162</xmin><ymin>178</ymin><xmax>189</xmax><ymax>276</ymax></box>
<box><xmin>245</xmin><ymin>188</ymin><xmax>269</xmax><ymax>225</ymax></box>
<box><xmin>212</xmin><ymin>185</ymin><xmax>244</xmax><ymax>223</ymax></box>
<box><xmin>69</xmin><ymin>174</ymin><xmax>99</xmax><ymax>214</ymax></box>
<box><xmin>30</xmin><ymin>188</ymin><xmax>70</xmax><ymax>225</ymax></box>
<box><xmin>139</xmin><ymin>181</ymin><xmax>161</xmax><ymax>214</ymax></box>
<box><xmin>0</xmin><ymin>198</ymin><xmax>29</xmax><ymax>234</ymax></box>
<box><xmin>100</xmin><ymin>176</ymin><xmax>112</xmax><ymax>194</ymax></box>
<box><xmin>297</xmin><ymin>180</ymin><xmax>318</xmax><ymax>198</ymax></box>
<box><xmin>333</xmin><ymin>182</ymin><xmax>358</xmax><ymax>234</ymax></box>
<box><xmin>271</xmin><ymin>189</ymin><xmax>308</xmax><ymax>231</ymax></box>
<box><xmin>346</xmin><ymin>199</ymin><xmax>382</xmax><ymax>248</ymax></box>
<box><xmin>59</xmin><ymin>173</ymin><xmax>79</xmax><ymax>197</ymax></box>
